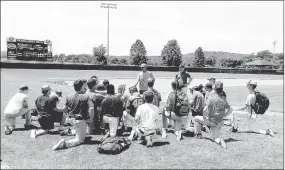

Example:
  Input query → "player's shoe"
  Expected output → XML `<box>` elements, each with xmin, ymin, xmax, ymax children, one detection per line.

<box><xmin>30</xmin><ymin>129</ymin><xmax>36</xmax><ymax>139</ymax></box>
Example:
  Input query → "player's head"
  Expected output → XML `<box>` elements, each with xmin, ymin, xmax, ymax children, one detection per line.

<box><xmin>140</xmin><ymin>63</ymin><xmax>147</xmax><ymax>71</ymax></box>
<box><xmin>208</xmin><ymin>78</ymin><xmax>216</xmax><ymax>85</ymax></box>
<box><xmin>179</xmin><ymin>64</ymin><xmax>185</xmax><ymax>72</ymax></box>
<box><xmin>247</xmin><ymin>80</ymin><xmax>257</xmax><ymax>90</ymax></box>
<box><xmin>41</xmin><ymin>85</ymin><xmax>52</xmax><ymax>95</ymax></box>
<box><xmin>144</xmin><ymin>91</ymin><xmax>154</xmax><ymax>103</ymax></box>
<box><xmin>87</xmin><ymin>79</ymin><xmax>97</xmax><ymax>90</ymax></box>
<box><xmin>214</xmin><ymin>81</ymin><xmax>224</xmax><ymax>95</ymax></box>
<box><xmin>129</xmin><ymin>86</ymin><xmax>138</xmax><ymax>94</ymax></box>
<box><xmin>106</xmin><ymin>84</ymin><xmax>115</xmax><ymax>95</ymax></box>
<box><xmin>103</xmin><ymin>79</ymin><xmax>109</xmax><ymax>87</ymax></box>
<box><xmin>73</xmin><ymin>79</ymin><xmax>87</xmax><ymax>93</ymax></box>
<box><xmin>118</xmin><ymin>84</ymin><xmax>126</xmax><ymax>94</ymax></box>
<box><xmin>205</xmin><ymin>83</ymin><xmax>212</xmax><ymax>92</ymax></box>
<box><xmin>19</xmin><ymin>85</ymin><xmax>30</xmax><ymax>94</ymax></box>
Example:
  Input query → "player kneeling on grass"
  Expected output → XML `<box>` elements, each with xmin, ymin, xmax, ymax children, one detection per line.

<box><xmin>30</xmin><ymin>85</ymin><xmax>67</xmax><ymax>138</ymax></box>
<box><xmin>60</xmin><ymin>79</ymin><xmax>94</xmax><ymax>136</ymax></box>
<box><xmin>194</xmin><ymin>81</ymin><xmax>233</xmax><ymax>148</ymax></box>
<box><xmin>122</xmin><ymin>86</ymin><xmax>145</xmax><ymax>140</ymax></box>
<box><xmin>101</xmin><ymin>84</ymin><xmax>124</xmax><ymax>139</ymax></box>
<box><xmin>229</xmin><ymin>80</ymin><xmax>275</xmax><ymax>137</ymax></box>
<box><xmin>52</xmin><ymin>115</ymin><xmax>87</xmax><ymax>151</ymax></box>
<box><xmin>161</xmin><ymin>81</ymin><xmax>190</xmax><ymax>141</ymax></box>
<box><xmin>134</xmin><ymin>91</ymin><xmax>159</xmax><ymax>147</ymax></box>
<box><xmin>4</xmin><ymin>85</ymin><xmax>34</xmax><ymax>135</ymax></box>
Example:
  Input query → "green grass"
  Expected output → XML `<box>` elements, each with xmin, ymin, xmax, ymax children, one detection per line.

<box><xmin>1</xmin><ymin>69</ymin><xmax>283</xmax><ymax>169</ymax></box>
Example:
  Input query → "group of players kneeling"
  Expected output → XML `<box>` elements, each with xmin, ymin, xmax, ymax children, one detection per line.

<box><xmin>3</xmin><ymin>75</ymin><xmax>275</xmax><ymax>152</ymax></box>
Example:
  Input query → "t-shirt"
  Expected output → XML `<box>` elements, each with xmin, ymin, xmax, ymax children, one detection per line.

<box><xmin>35</xmin><ymin>94</ymin><xmax>55</xmax><ymax>116</ymax></box>
<box><xmin>116</xmin><ymin>93</ymin><xmax>129</xmax><ymax>108</ymax></box>
<box><xmin>4</xmin><ymin>92</ymin><xmax>28</xmax><ymax>114</ymax></box>
<box><xmin>143</xmin><ymin>88</ymin><xmax>162</xmax><ymax>107</ymax></box>
<box><xmin>175</xmin><ymin>71</ymin><xmax>191</xmax><ymax>87</ymax></box>
<box><xmin>191</xmin><ymin>91</ymin><xmax>205</xmax><ymax>113</ymax></box>
<box><xmin>86</xmin><ymin>90</ymin><xmax>105</xmax><ymax>112</ymax></box>
<box><xmin>101</xmin><ymin>95</ymin><xmax>124</xmax><ymax>118</ymax></box>
<box><xmin>207</xmin><ymin>95</ymin><xmax>231</xmax><ymax>124</ymax></box>
<box><xmin>74</xmin><ymin>119</ymin><xmax>87</xmax><ymax>143</ymax></box>
<box><xmin>126</xmin><ymin>93</ymin><xmax>145</xmax><ymax>117</ymax></box>
<box><xmin>245</xmin><ymin>93</ymin><xmax>256</xmax><ymax>113</ymax></box>
<box><xmin>65</xmin><ymin>92</ymin><xmax>94</xmax><ymax>120</ymax></box>
<box><xmin>137</xmin><ymin>71</ymin><xmax>154</xmax><ymax>91</ymax></box>
<box><xmin>135</xmin><ymin>103</ymin><xmax>159</xmax><ymax>129</ymax></box>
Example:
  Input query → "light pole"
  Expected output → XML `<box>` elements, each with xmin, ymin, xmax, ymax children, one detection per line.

<box><xmin>272</xmin><ymin>41</ymin><xmax>277</xmax><ymax>54</ymax></box>
<box><xmin>100</xmin><ymin>3</ymin><xmax>117</xmax><ymax>57</ymax></box>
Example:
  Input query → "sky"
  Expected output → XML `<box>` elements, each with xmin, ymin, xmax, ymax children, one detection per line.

<box><xmin>1</xmin><ymin>1</ymin><xmax>283</xmax><ymax>56</ymax></box>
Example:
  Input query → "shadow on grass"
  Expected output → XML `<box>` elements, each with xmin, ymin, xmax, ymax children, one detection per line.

<box><xmin>13</xmin><ymin>125</ymin><xmax>40</xmax><ymax>131</ymax></box>
<box><xmin>203</xmin><ymin>137</ymin><xmax>242</xmax><ymax>143</ymax></box>
<box><xmin>82</xmin><ymin>136</ymin><xmax>101</xmax><ymax>145</ymax></box>
<box><xmin>183</xmin><ymin>131</ymin><xmax>195</xmax><ymax>137</ymax></box>
<box><xmin>153</xmin><ymin>141</ymin><xmax>170</xmax><ymax>147</ymax></box>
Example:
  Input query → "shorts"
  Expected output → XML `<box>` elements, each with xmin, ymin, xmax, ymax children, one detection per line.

<box><xmin>192</xmin><ymin>110</ymin><xmax>203</xmax><ymax>117</ymax></box>
<box><xmin>38</xmin><ymin>115</ymin><xmax>54</xmax><ymax>130</ymax></box>
<box><xmin>51</xmin><ymin>111</ymin><xmax>64</xmax><ymax>123</ymax></box>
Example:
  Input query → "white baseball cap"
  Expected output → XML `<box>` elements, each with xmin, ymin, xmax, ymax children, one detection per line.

<box><xmin>247</xmin><ymin>80</ymin><xmax>257</xmax><ymax>86</ymax></box>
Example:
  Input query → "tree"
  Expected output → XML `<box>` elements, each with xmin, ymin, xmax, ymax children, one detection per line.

<box><xmin>53</xmin><ymin>54</ymin><xmax>59</xmax><ymax>62</ymax></box>
<box><xmin>57</xmin><ymin>53</ymin><xmax>66</xmax><ymax>63</ymax></box>
<box><xmin>161</xmin><ymin>39</ymin><xmax>182</xmax><ymax>66</ymax></box>
<box><xmin>130</xmin><ymin>39</ymin><xmax>147</xmax><ymax>66</ymax></box>
<box><xmin>205</xmin><ymin>56</ymin><xmax>216</xmax><ymax>66</ymax></box>
<box><xmin>193</xmin><ymin>47</ymin><xmax>205</xmax><ymax>67</ymax></box>
<box><xmin>93</xmin><ymin>45</ymin><xmax>107</xmax><ymax>65</ymax></box>
<box><xmin>256</xmin><ymin>50</ymin><xmax>274</xmax><ymax>61</ymax></box>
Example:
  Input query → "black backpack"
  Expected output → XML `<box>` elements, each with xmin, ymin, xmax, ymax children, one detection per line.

<box><xmin>173</xmin><ymin>91</ymin><xmax>190</xmax><ymax>117</ymax></box>
<box><xmin>251</xmin><ymin>91</ymin><xmax>270</xmax><ymax>115</ymax></box>
<box><xmin>97</xmin><ymin>137</ymin><xmax>131</xmax><ymax>155</ymax></box>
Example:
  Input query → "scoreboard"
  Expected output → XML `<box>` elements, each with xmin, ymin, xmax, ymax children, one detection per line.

<box><xmin>6</xmin><ymin>37</ymin><xmax>52</xmax><ymax>61</ymax></box>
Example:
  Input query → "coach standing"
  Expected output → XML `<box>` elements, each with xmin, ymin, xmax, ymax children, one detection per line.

<box><xmin>134</xmin><ymin>63</ymin><xmax>155</xmax><ymax>95</ymax></box>
<box><xmin>175</xmin><ymin>65</ymin><xmax>193</xmax><ymax>95</ymax></box>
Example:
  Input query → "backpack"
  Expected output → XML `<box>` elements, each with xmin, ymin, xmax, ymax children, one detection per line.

<box><xmin>251</xmin><ymin>91</ymin><xmax>270</xmax><ymax>115</ymax></box>
<box><xmin>97</xmin><ymin>137</ymin><xmax>131</xmax><ymax>155</ymax></box>
<box><xmin>173</xmin><ymin>91</ymin><xmax>190</xmax><ymax>117</ymax></box>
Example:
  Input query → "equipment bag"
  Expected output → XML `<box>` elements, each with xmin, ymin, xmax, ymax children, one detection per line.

<box><xmin>97</xmin><ymin>137</ymin><xmax>131</xmax><ymax>155</ymax></box>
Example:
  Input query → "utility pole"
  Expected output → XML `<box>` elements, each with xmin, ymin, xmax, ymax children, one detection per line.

<box><xmin>273</xmin><ymin>41</ymin><xmax>277</xmax><ymax>54</ymax></box>
<box><xmin>100</xmin><ymin>3</ymin><xmax>117</xmax><ymax>57</ymax></box>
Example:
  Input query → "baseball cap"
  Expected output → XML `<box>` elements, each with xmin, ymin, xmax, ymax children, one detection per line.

<box><xmin>208</xmin><ymin>77</ymin><xmax>216</xmax><ymax>81</ymax></box>
<box><xmin>140</xmin><ymin>63</ymin><xmax>147</xmax><ymax>68</ymax></box>
<box><xmin>215</xmin><ymin>81</ymin><xmax>224</xmax><ymax>89</ymax></box>
<box><xmin>103</xmin><ymin>79</ymin><xmax>109</xmax><ymax>85</ymax></box>
<box><xmin>50</xmin><ymin>95</ymin><xmax>59</xmax><ymax>101</ymax></box>
<box><xmin>41</xmin><ymin>85</ymin><xmax>52</xmax><ymax>91</ymax></box>
<box><xmin>179</xmin><ymin>64</ymin><xmax>185</xmax><ymax>68</ymax></box>
<box><xmin>247</xmin><ymin>80</ymin><xmax>257</xmax><ymax>86</ymax></box>
<box><xmin>19</xmin><ymin>85</ymin><xmax>30</xmax><ymax>91</ymax></box>
<box><xmin>147</xmin><ymin>78</ymin><xmax>154</xmax><ymax>83</ymax></box>
<box><xmin>87</xmin><ymin>79</ymin><xmax>97</xmax><ymax>89</ymax></box>
<box><xmin>73</xmin><ymin>79</ymin><xmax>85</xmax><ymax>91</ymax></box>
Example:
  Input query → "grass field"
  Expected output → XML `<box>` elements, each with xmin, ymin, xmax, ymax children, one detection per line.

<box><xmin>1</xmin><ymin>68</ymin><xmax>284</xmax><ymax>169</ymax></box>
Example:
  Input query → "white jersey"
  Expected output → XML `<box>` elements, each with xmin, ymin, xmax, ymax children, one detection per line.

<box><xmin>4</xmin><ymin>92</ymin><xmax>27</xmax><ymax>114</ymax></box>
<box><xmin>135</xmin><ymin>103</ymin><xmax>159</xmax><ymax>129</ymax></box>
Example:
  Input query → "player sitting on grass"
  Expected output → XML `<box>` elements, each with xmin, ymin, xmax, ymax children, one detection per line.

<box><xmin>122</xmin><ymin>86</ymin><xmax>145</xmax><ymax>140</ymax></box>
<box><xmin>52</xmin><ymin>114</ymin><xmax>87</xmax><ymax>151</ymax></box>
<box><xmin>161</xmin><ymin>81</ymin><xmax>190</xmax><ymax>141</ymax></box>
<box><xmin>194</xmin><ymin>81</ymin><xmax>233</xmax><ymax>148</ymax></box>
<box><xmin>4</xmin><ymin>85</ymin><xmax>34</xmax><ymax>135</ymax></box>
<box><xmin>30</xmin><ymin>85</ymin><xmax>67</xmax><ymax>138</ymax></box>
<box><xmin>134</xmin><ymin>91</ymin><xmax>159</xmax><ymax>147</ymax></box>
<box><xmin>229</xmin><ymin>80</ymin><xmax>275</xmax><ymax>137</ymax></box>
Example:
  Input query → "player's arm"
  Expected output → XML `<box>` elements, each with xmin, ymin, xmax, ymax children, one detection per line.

<box><xmin>134</xmin><ymin>106</ymin><xmax>141</xmax><ymax>124</ymax></box>
<box><xmin>87</xmin><ymin>97</ymin><xmax>94</xmax><ymax>118</ymax></box>
<box><xmin>186</xmin><ymin>72</ymin><xmax>193</xmax><ymax>85</ymax></box>
<box><xmin>134</xmin><ymin>74</ymin><xmax>140</xmax><ymax>87</ymax></box>
<box><xmin>150</xmin><ymin>72</ymin><xmax>155</xmax><ymax>82</ymax></box>
<box><xmin>224</xmin><ymin>101</ymin><xmax>233</xmax><ymax>117</ymax></box>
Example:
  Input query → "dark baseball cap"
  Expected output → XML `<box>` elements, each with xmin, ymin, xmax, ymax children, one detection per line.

<box><xmin>103</xmin><ymin>79</ymin><xmax>109</xmax><ymax>85</ymax></box>
<box><xmin>73</xmin><ymin>79</ymin><xmax>85</xmax><ymax>91</ymax></box>
<box><xmin>87</xmin><ymin>79</ymin><xmax>97</xmax><ymax>89</ymax></box>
